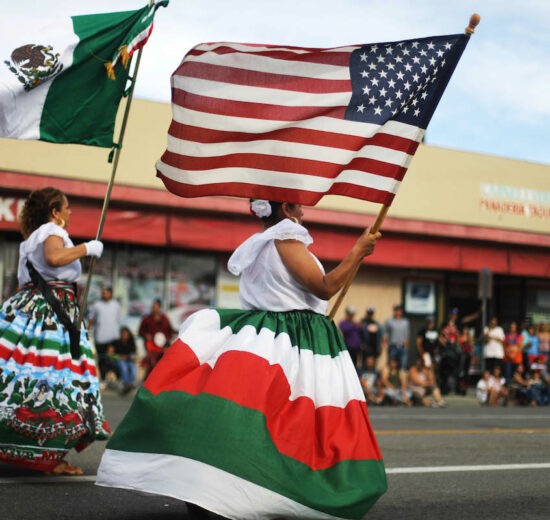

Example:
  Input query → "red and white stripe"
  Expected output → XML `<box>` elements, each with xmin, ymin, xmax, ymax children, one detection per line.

<box><xmin>156</xmin><ymin>42</ymin><xmax>425</xmax><ymax>206</ymax></box>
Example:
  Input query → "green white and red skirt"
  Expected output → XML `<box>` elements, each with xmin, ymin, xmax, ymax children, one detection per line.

<box><xmin>97</xmin><ymin>309</ymin><xmax>386</xmax><ymax>519</ymax></box>
<box><xmin>0</xmin><ymin>283</ymin><xmax>109</xmax><ymax>471</ymax></box>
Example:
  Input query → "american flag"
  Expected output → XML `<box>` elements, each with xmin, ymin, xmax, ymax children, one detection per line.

<box><xmin>156</xmin><ymin>34</ymin><xmax>469</xmax><ymax>206</ymax></box>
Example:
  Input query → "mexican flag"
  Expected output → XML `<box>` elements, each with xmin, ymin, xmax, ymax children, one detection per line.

<box><xmin>0</xmin><ymin>1</ymin><xmax>168</xmax><ymax>147</ymax></box>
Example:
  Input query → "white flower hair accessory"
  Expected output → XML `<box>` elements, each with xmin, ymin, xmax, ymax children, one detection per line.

<box><xmin>250</xmin><ymin>199</ymin><xmax>272</xmax><ymax>218</ymax></box>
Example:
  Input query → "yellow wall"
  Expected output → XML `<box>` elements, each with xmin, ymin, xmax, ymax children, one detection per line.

<box><xmin>1</xmin><ymin>98</ymin><xmax>549</xmax><ymax>233</ymax></box>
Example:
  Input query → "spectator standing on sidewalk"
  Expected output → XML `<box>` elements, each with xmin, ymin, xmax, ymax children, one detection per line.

<box><xmin>384</xmin><ymin>304</ymin><xmax>410</xmax><ymax>371</ymax></box>
<box><xmin>138</xmin><ymin>299</ymin><xmax>175</xmax><ymax>379</ymax></box>
<box><xmin>482</xmin><ymin>316</ymin><xmax>505</xmax><ymax>373</ymax></box>
<box><xmin>503</xmin><ymin>321</ymin><xmax>523</xmax><ymax>384</ymax></box>
<box><xmin>537</xmin><ymin>323</ymin><xmax>550</xmax><ymax>367</ymax></box>
<box><xmin>339</xmin><ymin>306</ymin><xmax>363</xmax><ymax>369</ymax></box>
<box><xmin>521</xmin><ymin>324</ymin><xmax>539</xmax><ymax>370</ymax></box>
<box><xmin>415</xmin><ymin>316</ymin><xmax>441</xmax><ymax>376</ymax></box>
<box><xmin>89</xmin><ymin>286</ymin><xmax>121</xmax><ymax>385</ymax></box>
<box><xmin>457</xmin><ymin>326</ymin><xmax>474</xmax><ymax>395</ymax></box>
<box><xmin>361</xmin><ymin>307</ymin><xmax>383</xmax><ymax>364</ymax></box>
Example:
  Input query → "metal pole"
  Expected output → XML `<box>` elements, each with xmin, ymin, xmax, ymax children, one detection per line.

<box><xmin>78</xmin><ymin>46</ymin><xmax>145</xmax><ymax>327</ymax></box>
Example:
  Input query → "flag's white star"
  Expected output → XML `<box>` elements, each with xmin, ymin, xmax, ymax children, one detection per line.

<box><xmin>368</xmin><ymin>95</ymin><xmax>376</xmax><ymax>104</ymax></box>
<box><xmin>404</xmin><ymin>81</ymin><xmax>411</xmax><ymax>90</ymax></box>
<box><xmin>362</xmin><ymin>85</ymin><xmax>370</xmax><ymax>95</ymax></box>
<box><xmin>360</xmin><ymin>53</ymin><xmax>368</xmax><ymax>62</ymax></box>
<box><xmin>396</xmin><ymin>71</ymin><xmax>404</xmax><ymax>80</ymax></box>
<box><xmin>379</xmin><ymin>87</ymin><xmax>387</xmax><ymax>97</ymax></box>
<box><xmin>413</xmin><ymin>56</ymin><xmax>421</xmax><ymax>64</ymax></box>
<box><xmin>371</xmin><ymin>77</ymin><xmax>379</xmax><ymax>86</ymax></box>
<box><xmin>379</xmin><ymin>70</ymin><xmax>388</xmax><ymax>78</ymax></box>
<box><xmin>360</xmin><ymin>70</ymin><xmax>369</xmax><ymax>78</ymax></box>
<box><xmin>374</xmin><ymin>106</ymin><xmax>383</xmax><ymax>115</ymax></box>
<box><xmin>404</xmin><ymin>63</ymin><xmax>412</xmax><ymax>72</ymax></box>
<box><xmin>427</xmin><ymin>42</ymin><xmax>435</xmax><ymax>50</ymax></box>
<box><xmin>377</xmin><ymin>55</ymin><xmax>385</xmax><ymax>63</ymax></box>
<box><xmin>388</xmin><ymin>79</ymin><xmax>396</xmax><ymax>88</ymax></box>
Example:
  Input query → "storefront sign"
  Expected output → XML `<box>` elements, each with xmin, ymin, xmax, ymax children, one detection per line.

<box><xmin>480</xmin><ymin>183</ymin><xmax>550</xmax><ymax>219</ymax></box>
<box><xmin>0</xmin><ymin>196</ymin><xmax>25</xmax><ymax>227</ymax></box>
<box><xmin>404</xmin><ymin>281</ymin><xmax>436</xmax><ymax>315</ymax></box>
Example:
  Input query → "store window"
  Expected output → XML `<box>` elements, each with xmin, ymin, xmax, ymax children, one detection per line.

<box><xmin>167</xmin><ymin>252</ymin><xmax>216</xmax><ymax>326</ymax></box>
<box><xmin>116</xmin><ymin>248</ymin><xmax>166</xmax><ymax>334</ymax></box>
<box><xmin>0</xmin><ymin>238</ymin><xmax>19</xmax><ymax>300</ymax></box>
<box><xmin>526</xmin><ymin>280</ymin><xmax>550</xmax><ymax>324</ymax></box>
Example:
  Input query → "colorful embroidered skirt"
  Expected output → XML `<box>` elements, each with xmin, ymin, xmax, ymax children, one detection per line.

<box><xmin>0</xmin><ymin>284</ymin><xmax>109</xmax><ymax>471</ymax></box>
<box><xmin>97</xmin><ymin>309</ymin><xmax>386</xmax><ymax>519</ymax></box>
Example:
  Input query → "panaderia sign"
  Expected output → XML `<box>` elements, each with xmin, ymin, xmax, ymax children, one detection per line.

<box><xmin>480</xmin><ymin>183</ymin><xmax>550</xmax><ymax>219</ymax></box>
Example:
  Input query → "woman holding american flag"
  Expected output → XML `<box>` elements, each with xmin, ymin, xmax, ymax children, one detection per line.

<box><xmin>98</xmin><ymin>198</ymin><xmax>386</xmax><ymax>519</ymax></box>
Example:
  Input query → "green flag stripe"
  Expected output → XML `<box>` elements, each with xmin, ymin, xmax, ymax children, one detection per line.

<box><xmin>39</xmin><ymin>9</ymin><xmax>143</xmax><ymax>147</ymax></box>
<box><xmin>108</xmin><ymin>388</ymin><xmax>387</xmax><ymax>519</ymax></box>
<box><xmin>214</xmin><ymin>309</ymin><xmax>347</xmax><ymax>357</ymax></box>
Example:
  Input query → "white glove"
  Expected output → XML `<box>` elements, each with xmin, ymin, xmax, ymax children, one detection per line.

<box><xmin>84</xmin><ymin>240</ymin><xmax>104</xmax><ymax>258</ymax></box>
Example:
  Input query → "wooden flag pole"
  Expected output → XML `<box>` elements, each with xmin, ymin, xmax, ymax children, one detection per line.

<box><xmin>328</xmin><ymin>204</ymin><xmax>389</xmax><ymax>321</ymax></box>
<box><xmin>328</xmin><ymin>13</ymin><xmax>480</xmax><ymax>321</ymax></box>
<box><xmin>77</xmin><ymin>45</ymin><xmax>145</xmax><ymax>327</ymax></box>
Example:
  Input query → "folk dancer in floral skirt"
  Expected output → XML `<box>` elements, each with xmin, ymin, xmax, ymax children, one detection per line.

<box><xmin>0</xmin><ymin>188</ymin><xmax>109</xmax><ymax>475</ymax></box>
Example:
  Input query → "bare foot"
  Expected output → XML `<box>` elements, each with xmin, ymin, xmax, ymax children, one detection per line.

<box><xmin>49</xmin><ymin>461</ymin><xmax>84</xmax><ymax>476</ymax></box>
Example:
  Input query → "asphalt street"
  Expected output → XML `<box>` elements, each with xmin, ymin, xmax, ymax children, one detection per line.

<box><xmin>1</xmin><ymin>391</ymin><xmax>549</xmax><ymax>520</ymax></box>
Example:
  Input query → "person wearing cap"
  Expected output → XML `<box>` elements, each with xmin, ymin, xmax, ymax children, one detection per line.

<box><xmin>383</xmin><ymin>304</ymin><xmax>410</xmax><ymax>371</ymax></box>
<box><xmin>361</xmin><ymin>307</ymin><xmax>383</xmax><ymax>361</ymax></box>
<box><xmin>339</xmin><ymin>305</ymin><xmax>363</xmax><ymax>368</ymax></box>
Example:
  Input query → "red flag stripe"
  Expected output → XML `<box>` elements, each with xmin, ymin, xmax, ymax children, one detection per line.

<box><xmin>157</xmin><ymin>172</ymin><xmax>396</xmax><ymax>206</ymax></box>
<box><xmin>187</xmin><ymin>46</ymin><xmax>356</xmax><ymax>67</ymax></box>
<box><xmin>160</xmin><ymin>150</ymin><xmax>407</xmax><ymax>181</ymax></box>
<box><xmin>168</xmin><ymin>121</ymin><xmax>419</xmax><ymax>155</ymax></box>
<box><xmin>179</xmin><ymin>61</ymin><xmax>351</xmax><ymax>94</ymax></box>
<box><xmin>172</xmin><ymin>88</ymin><xmax>347</xmax><ymax>122</ymax></box>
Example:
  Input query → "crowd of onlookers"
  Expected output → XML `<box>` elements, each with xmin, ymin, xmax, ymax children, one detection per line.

<box><xmin>87</xmin><ymin>287</ymin><xmax>175</xmax><ymax>395</ymax></box>
<box><xmin>339</xmin><ymin>304</ymin><xmax>550</xmax><ymax>408</ymax></box>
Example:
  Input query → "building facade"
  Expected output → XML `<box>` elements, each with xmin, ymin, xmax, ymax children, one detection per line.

<box><xmin>1</xmin><ymin>99</ymin><xmax>549</xmax><ymax>345</ymax></box>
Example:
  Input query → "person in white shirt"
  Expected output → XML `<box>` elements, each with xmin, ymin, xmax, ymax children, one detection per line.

<box><xmin>89</xmin><ymin>286</ymin><xmax>121</xmax><ymax>381</ymax></box>
<box><xmin>0</xmin><ymin>187</ymin><xmax>107</xmax><ymax>476</ymax></box>
<box><xmin>483</xmin><ymin>316</ymin><xmax>505</xmax><ymax>373</ymax></box>
<box><xmin>98</xmin><ymin>198</ymin><xmax>388</xmax><ymax>519</ymax></box>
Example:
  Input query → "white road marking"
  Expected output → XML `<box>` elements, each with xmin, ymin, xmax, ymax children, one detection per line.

<box><xmin>387</xmin><ymin>463</ymin><xmax>550</xmax><ymax>474</ymax></box>
<box><xmin>2</xmin><ymin>462</ymin><xmax>550</xmax><ymax>483</ymax></box>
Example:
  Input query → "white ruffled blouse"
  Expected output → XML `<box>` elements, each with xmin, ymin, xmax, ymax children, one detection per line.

<box><xmin>17</xmin><ymin>222</ymin><xmax>81</xmax><ymax>286</ymax></box>
<box><xmin>228</xmin><ymin>219</ymin><xmax>328</xmax><ymax>314</ymax></box>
